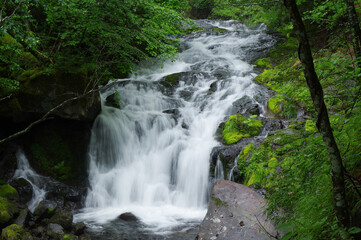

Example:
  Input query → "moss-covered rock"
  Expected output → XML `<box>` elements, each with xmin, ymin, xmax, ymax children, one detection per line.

<box><xmin>63</xmin><ymin>234</ymin><xmax>78</xmax><ymax>240</ymax></box>
<box><xmin>267</xmin><ymin>95</ymin><xmax>285</xmax><ymax>115</ymax></box>
<box><xmin>49</xmin><ymin>210</ymin><xmax>73</xmax><ymax>231</ymax></box>
<box><xmin>0</xmin><ymin>197</ymin><xmax>19</xmax><ymax>226</ymax></box>
<box><xmin>0</xmin><ymin>185</ymin><xmax>19</xmax><ymax>202</ymax></box>
<box><xmin>222</xmin><ymin>114</ymin><xmax>263</xmax><ymax>145</ymax></box>
<box><xmin>1</xmin><ymin>224</ymin><xmax>33</xmax><ymax>240</ymax></box>
<box><xmin>160</xmin><ymin>72</ymin><xmax>183</xmax><ymax>88</ymax></box>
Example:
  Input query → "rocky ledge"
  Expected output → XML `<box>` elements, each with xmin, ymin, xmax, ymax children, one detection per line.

<box><xmin>196</xmin><ymin>180</ymin><xmax>279</xmax><ymax>240</ymax></box>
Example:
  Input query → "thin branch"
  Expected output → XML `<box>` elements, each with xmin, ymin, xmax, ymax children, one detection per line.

<box><xmin>0</xmin><ymin>87</ymin><xmax>99</xmax><ymax>145</ymax></box>
<box><xmin>0</xmin><ymin>1</ymin><xmax>21</xmax><ymax>25</ymax></box>
<box><xmin>255</xmin><ymin>215</ymin><xmax>280</xmax><ymax>239</ymax></box>
<box><xmin>0</xmin><ymin>93</ymin><xmax>12</xmax><ymax>102</ymax></box>
<box><xmin>213</xmin><ymin>0</ymin><xmax>280</xmax><ymax>7</ymax></box>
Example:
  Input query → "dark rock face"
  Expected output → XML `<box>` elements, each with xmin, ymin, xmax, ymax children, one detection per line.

<box><xmin>197</xmin><ymin>180</ymin><xmax>279</xmax><ymax>240</ymax></box>
<box><xmin>21</xmin><ymin>120</ymin><xmax>91</xmax><ymax>186</ymax></box>
<box><xmin>229</xmin><ymin>95</ymin><xmax>260</xmax><ymax>116</ymax></box>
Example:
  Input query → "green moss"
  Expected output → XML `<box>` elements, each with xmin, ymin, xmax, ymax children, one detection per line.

<box><xmin>222</xmin><ymin>115</ymin><xmax>263</xmax><ymax>145</ymax></box>
<box><xmin>0</xmin><ymin>185</ymin><xmax>19</xmax><ymax>201</ymax></box>
<box><xmin>254</xmin><ymin>58</ymin><xmax>272</xmax><ymax>69</ymax></box>
<box><xmin>212</xmin><ymin>27</ymin><xmax>228</xmax><ymax>33</ymax></box>
<box><xmin>268</xmin><ymin>95</ymin><xmax>284</xmax><ymax>114</ymax></box>
<box><xmin>0</xmin><ymin>197</ymin><xmax>19</xmax><ymax>225</ymax></box>
<box><xmin>1</xmin><ymin>224</ymin><xmax>33</xmax><ymax>240</ymax></box>
<box><xmin>305</xmin><ymin>119</ymin><xmax>318</xmax><ymax>133</ymax></box>
<box><xmin>211</xmin><ymin>196</ymin><xmax>227</xmax><ymax>206</ymax></box>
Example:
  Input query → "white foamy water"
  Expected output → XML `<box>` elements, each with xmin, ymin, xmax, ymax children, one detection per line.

<box><xmin>74</xmin><ymin>20</ymin><xmax>276</xmax><ymax>236</ymax></box>
<box><xmin>14</xmin><ymin>149</ymin><xmax>47</xmax><ymax>212</ymax></box>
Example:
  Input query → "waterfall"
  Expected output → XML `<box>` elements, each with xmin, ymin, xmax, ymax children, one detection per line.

<box><xmin>75</xmin><ymin>20</ymin><xmax>276</xmax><ymax>236</ymax></box>
<box><xmin>14</xmin><ymin>149</ymin><xmax>47</xmax><ymax>212</ymax></box>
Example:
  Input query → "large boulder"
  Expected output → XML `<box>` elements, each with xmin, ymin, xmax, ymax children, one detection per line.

<box><xmin>197</xmin><ymin>180</ymin><xmax>279</xmax><ymax>240</ymax></box>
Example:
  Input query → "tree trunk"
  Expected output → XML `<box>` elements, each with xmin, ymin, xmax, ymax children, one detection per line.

<box><xmin>346</xmin><ymin>0</ymin><xmax>361</xmax><ymax>61</ymax></box>
<box><xmin>283</xmin><ymin>0</ymin><xmax>350</xmax><ymax>228</ymax></box>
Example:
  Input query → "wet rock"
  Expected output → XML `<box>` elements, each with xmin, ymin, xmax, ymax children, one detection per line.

<box><xmin>229</xmin><ymin>95</ymin><xmax>260</xmax><ymax>116</ymax></box>
<box><xmin>33</xmin><ymin>200</ymin><xmax>57</xmax><ymax>220</ymax></box>
<box><xmin>49</xmin><ymin>209</ymin><xmax>73</xmax><ymax>230</ymax></box>
<box><xmin>209</xmin><ymin>81</ymin><xmax>218</xmax><ymax>92</ymax></box>
<box><xmin>14</xmin><ymin>208</ymin><xmax>30</xmax><ymax>227</ymax></box>
<box><xmin>31</xmin><ymin>225</ymin><xmax>45</xmax><ymax>238</ymax></box>
<box><xmin>212</xmin><ymin>68</ymin><xmax>230</xmax><ymax>80</ymax></box>
<box><xmin>78</xmin><ymin>234</ymin><xmax>91</xmax><ymax>240</ymax></box>
<box><xmin>105</xmin><ymin>93</ymin><xmax>120</xmax><ymax>108</ymax></box>
<box><xmin>118</xmin><ymin>212</ymin><xmax>139</xmax><ymax>222</ymax></box>
<box><xmin>74</xmin><ymin>222</ymin><xmax>86</xmax><ymax>236</ymax></box>
<box><xmin>1</xmin><ymin>224</ymin><xmax>33</xmax><ymax>240</ymax></box>
<box><xmin>0</xmin><ymin>196</ymin><xmax>19</xmax><ymax>226</ymax></box>
<box><xmin>197</xmin><ymin>180</ymin><xmax>279</xmax><ymax>240</ymax></box>
<box><xmin>9</xmin><ymin>178</ymin><xmax>33</xmax><ymax>204</ymax></box>
<box><xmin>47</xmin><ymin>223</ymin><xmax>64</xmax><ymax>239</ymax></box>
<box><xmin>163</xmin><ymin>109</ymin><xmax>181</xmax><ymax>124</ymax></box>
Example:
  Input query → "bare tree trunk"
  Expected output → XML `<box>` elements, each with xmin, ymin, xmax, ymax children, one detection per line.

<box><xmin>346</xmin><ymin>0</ymin><xmax>361</xmax><ymax>61</ymax></box>
<box><xmin>283</xmin><ymin>0</ymin><xmax>350</xmax><ymax>228</ymax></box>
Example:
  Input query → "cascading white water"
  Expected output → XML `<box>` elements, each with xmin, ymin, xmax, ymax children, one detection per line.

<box><xmin>75</xmin><ymin>20</ymin><xmax>276</xmax><ymax>237</ymax></box>
<box><xmin>14</xmin><ymin>149</ymin><xmax>47</xmax><ymax>212</ymax></box>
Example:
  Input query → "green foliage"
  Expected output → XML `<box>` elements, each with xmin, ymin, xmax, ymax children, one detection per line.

<box><xmin>0</xmin><ymin>0</ymin><xmax>189</xmax><ymax>84</ymax></box>
<box><xmin>222</xmin><ymin>114</ymin><xmax>263</xmax><ymax>145</ymax></box>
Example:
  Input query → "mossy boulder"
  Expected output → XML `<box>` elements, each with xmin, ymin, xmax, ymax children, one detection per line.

<box><xmin>49</xmin><ymin>210</ymin><xmax>73</xmax><ymax>231</ymax></box>
<box><xmin>0</xmin><ymin>197</ymin><xmax>19</xmax><ymax>226</ymax></box>
<box><xmin>267</xmin><ymin>95</ymin><xmax>285</xmax><ymax>115</ymax></box>
<box><xmin>1</xmin><ymin>224</ymin><xmax>33</xmax><ymax>240</ymax></box>
<box><xmin>222</xmin><ymin>114</ymin><xmax>263</xmax><ymax>145</ymax></box>
<box><xmin>160</xmin><ymin>72</ymin><xmax>183</xmax><ymax>88</ymax></box>
<box><xmin>0</xmin><ymin>184</ymin><xmax>19</xmax><ymax>202</ymax></box>
<box><xmin>33</xmin><ymin>200</ymin><xmax>57</xmax><ymax>220</ymax></box>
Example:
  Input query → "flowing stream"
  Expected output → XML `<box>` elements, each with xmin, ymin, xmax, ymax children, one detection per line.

<box><xmin>74</xmin><ymin>20</ymin><xmax>276</xmax><ymax>239</ymax></box>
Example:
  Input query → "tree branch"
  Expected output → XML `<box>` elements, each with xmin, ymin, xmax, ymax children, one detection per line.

<box><xmin>0</xmin><ymin>88</ymin><xmax>99</xmax><ymax>145</ymax></box>
<box><xmin>0</xmin><ymin>93</ymin><xmax>12</xmax><ymax>102</ymax></box>
<box><xmin>213</xmin><ymin>0</ymin><xmax>280</xmax><ymax>7</ymax></box>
